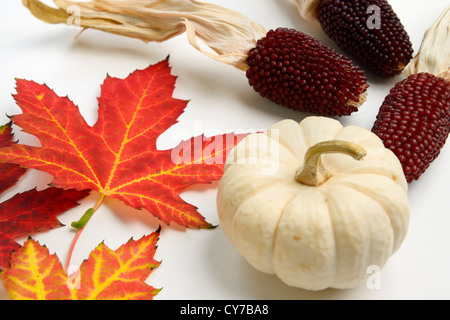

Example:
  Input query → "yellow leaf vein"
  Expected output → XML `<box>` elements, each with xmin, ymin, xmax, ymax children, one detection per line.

<box><xmin>39</xmin><ymin>98</ymin><xmax>102</xmax><ymax>188</ymax></box>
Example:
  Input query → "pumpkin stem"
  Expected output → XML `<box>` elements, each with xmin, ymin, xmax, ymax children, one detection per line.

<box><xmin>295</xmin><ymin>140</ymin><xmax>366</xmax><ymax>186</ymax></box>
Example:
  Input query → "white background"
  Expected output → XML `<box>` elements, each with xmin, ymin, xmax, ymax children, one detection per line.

<box><xmin>1</xmin><ymin>0</ymin><xmax>449</xmax><ymax>300</ymax></box>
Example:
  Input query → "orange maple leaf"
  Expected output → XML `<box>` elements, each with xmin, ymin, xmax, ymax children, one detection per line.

<box><xmin>0</xmin><ymin>58</ymin><xmax>243</xmax><ymax>229</ymax></box>
<box><xmin>1</xmin><ymin>230</ymin><xmax>161</xmax><ymax>300</ymax></box>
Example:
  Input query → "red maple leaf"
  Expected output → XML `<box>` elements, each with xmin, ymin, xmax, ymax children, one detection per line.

<box><xmin>0</xmin><ymin>58</ymin><xmax>243</xmax><ymax>229</ymax></box>
<box><xmin>0</xmin><ymin>187</ymin><xmax>90</xmax><ymax>269</ymax></box>
<box><xmin>0</xmin><ymin>122</ymin><xmax>26</xmax><ymax>194</ymax></box>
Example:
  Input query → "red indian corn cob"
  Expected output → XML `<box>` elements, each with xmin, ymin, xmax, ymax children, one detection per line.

<box><xmin>372</xmin><ymin>5</ymin><xmax>450</xmax><ymax>182</ymax></box>
<box><xmin>246</xmin><ymin>28</ymin><xmax>368</xmax><ymax>116</ymax></box>
<box><xmin>372</xmin><ymin>73</ymin><xmax>450</xmax><ymax>182</ymax></box>
<box><xmin>294</xmin><ymin>0</ymin><xmax>413</xmax><ymax>77</ymax></box>
<box><xmin>22</xmin><ymin>0</ymin><xmax>369</xmax><ymax>117</ymax></box>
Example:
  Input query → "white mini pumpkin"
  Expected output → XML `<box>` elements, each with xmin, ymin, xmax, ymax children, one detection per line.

<box><xmin>217</xmin><ymin>117</ymin><xmax>409</xmax><ymax>290</ymax></box>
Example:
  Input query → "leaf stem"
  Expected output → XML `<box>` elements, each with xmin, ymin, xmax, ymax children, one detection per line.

<box><xmin>71</xmin><ymin>208</ymin><xmax>95</xmax><ymax>229</ymax></box>
<box><xmin>65</xmin><ymin>193</ymin><xmax>106</xmax><ymax>274</ymax></box>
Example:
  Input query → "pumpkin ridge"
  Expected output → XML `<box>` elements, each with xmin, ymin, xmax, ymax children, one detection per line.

<box><xmin>230</xmin><ymin>182</ymin><xmax>300</xmax><ymax>269</ymax></box>
<box><xmin>270</xmin><ymin>187</ymin><xmax>308</xmax><ymax>273</ymax></box>
<box><xmin>323</xmin><ymin>184</ymin><xmax>394</xmax><ymax>287</ymax></box>
<box><xmin>333</xmin><ymin>174</ymin><xmax>408</xmax><ymax>253</ymax></box>
<box><xmin>321</xmin><ymin>187</ymin><xmax>339</xmax><ymax>288</ymax></box>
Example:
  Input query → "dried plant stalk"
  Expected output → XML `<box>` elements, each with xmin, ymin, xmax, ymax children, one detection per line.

<box><xmin>22</xmin><ymin>0</ymin><xmax>267</xmax><ymax>71</ymax></box>
<box><xmin>403</xmin><ymin>5</ymin><xmax>450</xmax><ymax>81</ymax></box>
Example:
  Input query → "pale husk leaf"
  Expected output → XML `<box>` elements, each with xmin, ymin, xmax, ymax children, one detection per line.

<box><xmin>291</xmin><ymin>0</ymin><xmax>320</xmax><ymax>21</ymax></box>
<box><xmin>403</xmin><ymin>5</ymin><xmax>450</xmax><ymax>81</ymax></box>
<box><xmin>22</xmin><ymin>0</ymin><xmax>267</xmax><ymax>70</ymax></box>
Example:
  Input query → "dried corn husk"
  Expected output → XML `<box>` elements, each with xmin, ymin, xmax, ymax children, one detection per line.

<box><xmin>22</xmin><ymin>0</ymin><xmax>267</xmax><ymax>70</ymax></box>
<box><xmin>403</xmin><ymin>5</ymin><xmax>450</xmax><ymax>81</ymax></box>
<box><xmin>291</xmin><ymin>0</ymin><xmax>320</xmax><ymax>21</ymax></box>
